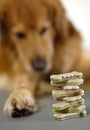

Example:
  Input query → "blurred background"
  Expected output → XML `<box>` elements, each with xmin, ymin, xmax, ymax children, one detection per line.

<box><xmin>61</xmin><ymin>0</ymin><xmax>90</xmax><ymax>50</ymax></box>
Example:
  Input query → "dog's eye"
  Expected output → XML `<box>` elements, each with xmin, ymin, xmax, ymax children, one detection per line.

<box><xmin>16</xmin><ymin>32</ymin><xmax>26</xmax><ymax>39</ymax></box>
<box><xmin>40</xmin><ymin>27</ymin><xmax>48</xmax><ymax>35</ymax></box>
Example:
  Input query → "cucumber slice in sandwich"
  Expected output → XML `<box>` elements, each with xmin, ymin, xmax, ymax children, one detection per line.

<box><xmin>54</xmin><ymin>111</ymin><xmax>86</xmax><ymax>121</ymax></box>
<box><xmin>52</xmin><ymin>99</ymin><xmax>85</xmax><ymax>111</ymax></box>
<box><xmin>52</xmin><ymin>89</ymin><xmax>84</xmax><ymax>98</ymax></box>
<box><xmin>53</xmin><ymin>105</ymin><xmax>86</xmax><ymax>114</ymax></box>
<box><xmin>51</xmin><ymin>79</ymin><xmax>84</xmax><ymax>86</ymax></box>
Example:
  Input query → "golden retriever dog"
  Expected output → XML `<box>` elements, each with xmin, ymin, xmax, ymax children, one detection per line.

<box><xmin>0</xmin><ymin>0</ymin><xmax>90</xmax><ymax>117</ymax></box>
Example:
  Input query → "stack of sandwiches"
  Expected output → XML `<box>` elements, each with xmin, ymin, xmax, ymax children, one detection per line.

<box><xmin>50</xmin><ymin>71</ymin><xmax>87</xmax><ymax>120</ymax></box>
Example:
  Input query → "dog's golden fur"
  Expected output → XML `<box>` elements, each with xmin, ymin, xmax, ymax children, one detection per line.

<box><xmin>0</xmin><ymin>0</ymin><xmax>90</xmax><ymax>117</ymax></box>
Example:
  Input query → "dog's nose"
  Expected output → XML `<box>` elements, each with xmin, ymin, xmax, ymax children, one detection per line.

<box><xmin>32</xmin><ymin>57</ymin><xmax>47</xmax><ymax>72</ymax></box>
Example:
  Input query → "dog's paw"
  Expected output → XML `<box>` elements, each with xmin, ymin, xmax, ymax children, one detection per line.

<box><xmin>4</xmin><ymin>89</ymin><xmax>37</xmax><ymax>118</ymax></box>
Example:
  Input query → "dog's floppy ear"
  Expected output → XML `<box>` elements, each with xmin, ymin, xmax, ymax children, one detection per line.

<box><xmin>0</xmin><ymin>18</ymin><xmax>8</xmax><ymax>43</ymax></box>
<box><xmin>44</xmin><ymin>0</ymin><xmax>69</xmax><ymax>42</ymax></box>
<box><xmin>0</xmin><ymin>0</ymin><xmax>8</xmax><ymax>44</ymax></box>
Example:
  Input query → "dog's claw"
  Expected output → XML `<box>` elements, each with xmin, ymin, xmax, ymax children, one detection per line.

<box><xmin>12</xmin><ymin>108</ymin><xmax>34</xmax><ymax>118</ymax></box>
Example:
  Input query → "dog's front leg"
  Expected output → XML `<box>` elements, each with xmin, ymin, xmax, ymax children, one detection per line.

<box><xmin>4</xmin><ymin>74</ymin><xmax>38</xmax><ymax>117</ymax></box>
<box><xmin>35</xmin><ymin>81</ymin><xmax>54</xmax><ymax>97</ymax></box>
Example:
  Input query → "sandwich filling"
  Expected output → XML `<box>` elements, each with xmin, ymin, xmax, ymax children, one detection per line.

<box><xmin>52</xmin><ymin>99</ymin><xmax>84</xmax><ymax>111</ymax></box>
<box><xmin>52</xmin><ymin>89</ymin><xmax>84</xmax><ymax>98</ymax></box>
<box><xmin>54</xmin><ymin>96</ymin><xmax>82</xmax><ymax>102</ymax></box>
<box><xmin>54</xmin><ymin>111</ymin><xmax>86</xmax><ymax>120</ymax></box>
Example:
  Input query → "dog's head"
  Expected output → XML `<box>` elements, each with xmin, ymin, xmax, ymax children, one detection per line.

<box><xmin>0</xmin><ymin>0</ymin><xmax>68</xmax><ymax>74</ymax></box>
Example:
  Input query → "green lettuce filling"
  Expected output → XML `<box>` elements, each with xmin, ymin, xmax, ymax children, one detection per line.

<box><xmin>53</xmin><ymin>106</ymin><xmax>85</xmax><ymax>114</ymax></box>
<box><xmin>51</xmin><ymin>80</ymin><xmax>83</xmax><ymax>86</ymax></box>
<box><xmin>53</xmin><ymin>100</ymin><xmax>84</xmax><ymax>111</ymax></box>
<box><xmin>52</xmin><ymin>91</ymin><xmax>83</xmax><ymax>98</ymax></box>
